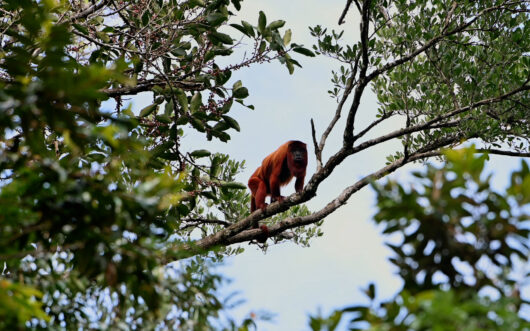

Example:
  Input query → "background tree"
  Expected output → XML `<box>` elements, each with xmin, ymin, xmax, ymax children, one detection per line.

<box><xmin>309</xmin><ymin>148</ymin><xmax>530</xmax><ymax>330</ymax></box>
<box><xmin>1</xmin><ymin>0</ymin><xmax>529</xmax><ymax>329</ymax></box>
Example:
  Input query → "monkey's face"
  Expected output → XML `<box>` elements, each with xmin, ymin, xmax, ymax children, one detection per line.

<box><xmin>290</xmin><ymin>148</ymin><xmax>306</xmax><ymax>164</ymax></box>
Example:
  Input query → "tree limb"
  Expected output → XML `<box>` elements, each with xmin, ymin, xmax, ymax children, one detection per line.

<box><xmin>101</xmin><ymin>79</ymin><xmax>204</xmax><ymax>97</ymax></box>
<box><xmin>338</xmin><ymin>0</ymin><xmax>354</xmax><ymax>25</ymax></box>
<box><xmin>343</xmin><ymin>0</ymin><xmax>372</xmax><ymax>145</ymax></box>
<box><xmin>476</xmin><ymin>149</ymin><xmax>530</xmax><ymax>157</ymax></box>
<box><xmin>67</xmin><ymin>0</ymin><xmax>109</xmax><ymax>23</ymax></box>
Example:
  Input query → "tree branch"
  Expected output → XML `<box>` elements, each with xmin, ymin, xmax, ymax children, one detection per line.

<box><xmin>67</xmin><ymin>0</ymin><xmax>109</xmax><ymax>23</ymax></box>
<box><xmin>316</xmin><ymin>57</ymin><xmax>359</xmax><ymax>169</ymax></box>
<box><xmin>338</xmin><ymin>0</ymin><xmax>354</xmax><ymax>25</ymax></box>
<box><xmin>310</xmin><ymin>118</ymin><xmax>321</xmax><ymax>170</ymax></box>
<box><xmin>476</xmin><ymin>149</ymin><xmax>530</xmax><ymax>157</ymax></box>
<box><xmin>101</xmin><ymin>79</ymin><xmax>203</xmax><ymax>97</ymax></box>
<box><xmin>343</xmin><ymin>0</ymin><xmax>372</xmax><ymax>145</ymax></box>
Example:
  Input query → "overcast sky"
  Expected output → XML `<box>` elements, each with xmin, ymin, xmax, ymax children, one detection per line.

<box><xmin>126</xmin><ymin>1</ymin><xmax>528</xmax><ymax>329</ymax></box>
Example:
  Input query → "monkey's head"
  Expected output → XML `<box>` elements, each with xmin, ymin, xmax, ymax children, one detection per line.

<box><xmin>288</xmin><ymin>141</ymin><xmax>307</xmax><ymax>165</ymax></box>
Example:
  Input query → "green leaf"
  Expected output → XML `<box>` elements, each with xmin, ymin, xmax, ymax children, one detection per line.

<box><xmin>258</xmin><ymin>11</ymin><xmax>266</xmax><ymax>34</ymax></box>
<box><xmin>190</xmin><ymin>117</ymin><xmax>205</xmax><ymax>132</ymax></box>
<box><xmin>283</xmin><ymin>29</ymin><xmax>292</xmax><ymax>46</ymax></box>
<box><xmin>96</xmin><ymin>31</ymin><xmax>110</xmax><ymax>43</ymax></box>
<box><xmin>139</xmin><ymin>104</ymin><xmax>158</xmax><ymax>117</ymax></box>
<box><xmin>364</xmin><ymin>283</ymin><xmax>376</xmax><ymax>300</ymax></box>
<box><xmin>200</xmin><ymin>191</ymin><xmax>217</xmax><ymax>200</ymax></box>
<box><xmin>164</xmin><ymin>99</ymin><xmax>174</xmax><ymax>116</ymax></box>
<box><xmin>267</xmin><ymin>20</ymin><xmax>285</xmax><ymax>30</ymax></box>
<box><xmin>154</xmin><ymin>96</ymin><xmax>164</xmax><ymax>104</ymax></box>
<box><xmin>258</xmin><ymin>40</ymin><xmax>266</xmax><ymax>54</ymax></box>
<box><xmin>233</xmin><ymin>87</ymin><xmax>249</xmax><ymax>99</ymax></box>
<box><xmin>176</xmin><ymin>89</ymin><xmax>188</xmax><ymax>112</ymax></box>
<box><xmin>293</xmin><ymin>46</ymin><xmax>316</xmax><ymax>57</ymax></box>
<box><xmin>190</xmin><ymin>149</ymin><xmax>211</xmax><ymax>158</ymax></box>
<box><xmin>152</xmin><ymin>141</ymin><xmax>174</xmax><ymax>156</ymax></box>
<box><xmin>220</xmin><ymin>99</ymin><xmax>233</xmax><ymax>113</ymax></box>
<box><xmin>206</xmin><ymin>12</ymin><xmax>227</xmax><ymax>26</ymax></box>
<box><xmin>242</xmin><ymin>20</ymin><xmax>255</xmax><ymax>37</ymax></box>
<box><xmin>72</xmin><ymin>23</ymin><xmax>89</xmax><ymax>35</ymax></box>
<box><xmin>222</xmin><ymin>115</ymin><xmax>240</xmax><ymax>131</ymax></box>
<box><xmin>232</xmin><ymin>80</ymin><xmax>243</xmax><ymax>90</ymax></box>
<box><xmin>231</xmin><ymin>0</ymin><xmax>241</xmax><ymax>10</ymax></box>
<box><xmin>210</xmin><ymin>156</ymin><xmax>222</xmax><ymax>177</ymax></box>
<box><xmin>213</xmin><ymin>121</ymin><xmax>230</xmax><ymax>132</ymax></box>
<box><xmin>142</xmin><ymin>11</ymin><xmax>150</xmax><ymax>25</ymax></box>
<box><xmin>156</xmin><ymin>115</ymin><xmax>171</xmax><ymax>124</ymax></box>
<box><xmin>230</xmin><ymin>23</ymin><xmax>248</xmax><ymax>36</ymax></box>
<box><xmin>209</xmin><ymin>31</ymin><xmax>233</xmax><ymax>45</ymax></box>
<box><xmin>190</xmin><ymin>92</ymin><xmax>202</xmax><ymax>113</ymax></box>
<box><xmin>188</xmin><ymin>0</ymin><xmax>205</xmax><ymax>7</ymax></box>
<box><xmin>152</xmin><ymin>85</ymin><xmax>164</xmax><ymax>95</ymax></box>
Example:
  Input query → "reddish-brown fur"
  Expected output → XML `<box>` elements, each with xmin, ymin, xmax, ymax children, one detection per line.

<box><xmin>248</xmin><ymin>140</ymin><xmax>308</xmax><ymax>212</ymax></box>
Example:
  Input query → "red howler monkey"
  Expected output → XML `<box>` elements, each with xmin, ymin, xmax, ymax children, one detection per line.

<box><xmin>248</xmin><ymin>140</ymin><xmax>308</xmax><ymax>213</ymax></box>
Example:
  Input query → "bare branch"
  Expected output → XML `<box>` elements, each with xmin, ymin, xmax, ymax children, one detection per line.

<box><xmin>343</xmin><ymin>0</ymin><xmax>372</xmax><ymax>145</ymax></box>
<box><xmin>316</xmin><ymin>57</ymin><xmax>359</xmax><ymax>165</ymax></box>
<box><xmin>351</xmin><ymin>111</ymin><xmax>392</xmax><ymax>142</ymax></box>
<box><xmin>182</xmin><ymin>218</ymin><xmax>231</xmax><ymax>227</ymax></box>
<box><xmin>442</xmin><ymin>2</ymin><xmax>458</xmax><ymax>32</ymax></box>
<box><xmin>338</xmin><ymin>0</ymin><xmax>354</xmax><ymax>25</ymax></box>
<box><xmin>310</xmin><ymin>118</ymin><xmax>321</xmax><ymax>170</ymax></box>
<box><xmin>476</xmin><ymin>149</ymin><xmax>530</xmax><ymax>157</ymax></box>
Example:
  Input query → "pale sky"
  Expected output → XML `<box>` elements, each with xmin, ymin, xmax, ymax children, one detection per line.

<box><xmin>125</xmin><ymin>1</ymin><xmax>529</xmax><ymax>329</ymax></box>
